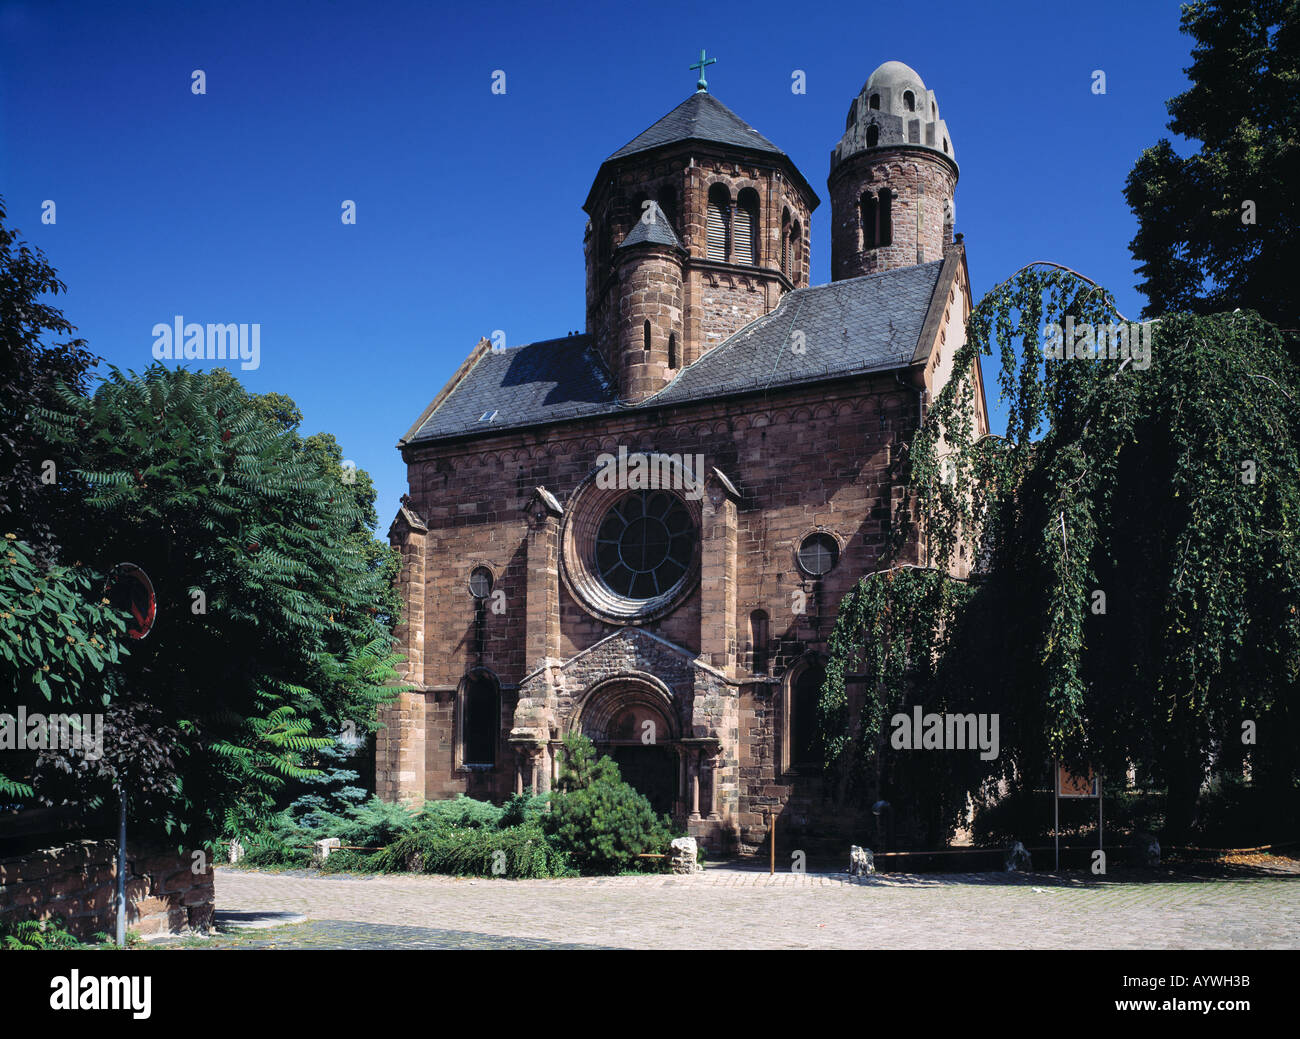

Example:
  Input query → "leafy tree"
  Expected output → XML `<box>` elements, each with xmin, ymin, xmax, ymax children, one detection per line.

<box><xmin>825</xmin><ymin>264</ymin><xmax>1300</xmax><ymax>842</ymax></box>
<box><xmin>1124</xmin><ymin>1</ymin><xmax>1300</xmax><ymax>334</ymax></box>
<box><xmin>0</xmin><ymin>535</ymin><xmax>128</xmax><ymax>800</ymax></box>
<box><xmin>543</xmin><ymin>733</ymin><xmax>673</xmax><ymax>874</ymax></box>
<box><xmin>0</xmin><ymin>197</ymin><xmax>99</xmax><ymax>555</ymax></box>
<box><xmin>36</xmin><ymin>364</ymin><xmax>407</xmax><ymax>843</ymax></box>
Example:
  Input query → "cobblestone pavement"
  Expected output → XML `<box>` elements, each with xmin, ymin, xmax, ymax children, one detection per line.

<box><xmin>189</xmin><ymin>863</ymin><xmax>1300</xmax><ymax>950</ymax></box>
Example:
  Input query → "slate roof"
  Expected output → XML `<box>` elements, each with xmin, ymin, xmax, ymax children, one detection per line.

<box><xmin>619</xmin><ymin>204</ymin><xmax>682</xmax><ymax>250</ymax></box>
<box><xmin>407</xmin><ymin>335</ymin><xmax>615</xmax><ymax>441</ymax></box>
<box><xmin>404</xmin><ymin>261</ymin><xmax>947</xmax><ymax>445</ymax></box>
<box><xmin>651</xmin><ymin>260</ymin><xmax>945</xmax><ymax>405</ymax></box>
<box><xmin>606</xmin><ymin>91</ymin><xmax>785</xmax><ymax>162</ymax></box>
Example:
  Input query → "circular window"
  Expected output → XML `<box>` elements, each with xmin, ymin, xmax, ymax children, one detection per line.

<box><xmin>595</xmin><ymin>491</ymin><xmax>694</xmax><ymax>600</ymax></box>
<box><xmin>468</xmin><ymin>566</ymin><xmax>494</xmax><ymax>600</ymax></box>
<box><xmin>797</xmin><ymin>532</ymin><xmax>839</xmax><ymax>577</ymax></box>
<box><xmin>560</xmin><ymin>456</ymin><xmax>703</xmax><ymax>624</ymax></box>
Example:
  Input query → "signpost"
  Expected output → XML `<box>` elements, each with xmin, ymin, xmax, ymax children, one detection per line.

<box><xmin>1054</xmin><ymin>761</ymin><xmax>1102</xmax><ymax>872</ymax></box>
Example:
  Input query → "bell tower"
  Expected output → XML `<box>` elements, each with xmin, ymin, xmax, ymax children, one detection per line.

<box><xmin>829</xmin><ymin>61</ymin><xmax>958</xmax><ymax>281</ymax></box>
<box><xmin>583</xmin><ymin>58</ymin><xmax>818</xmax><ymax>403</ymax></box>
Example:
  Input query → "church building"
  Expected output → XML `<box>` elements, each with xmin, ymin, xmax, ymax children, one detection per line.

<box><xmin>379</xmin><ymin>59</ymin><xmax>989</xmax><ymax>854</ymax></box>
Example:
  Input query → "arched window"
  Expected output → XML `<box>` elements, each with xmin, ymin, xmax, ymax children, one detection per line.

<box><xmin>706</xmin><ymin>184</ymin><xmax>731</xmax><ymax>261</ymax></box>
<box><xmin>780</xmin><ymin>208</ymin><xmax>791</xmax><ymax>275</ymax></box>
<box><xmin>463</xmin><ymin>672</ymin><xmax>499</xmax><ymax>767</ymax></box>
<box><xmin>668</xmin><ymin>332</ymin><xmax>678</xmax><ymax>369</ymax></box>
<box><xmin>879</xmin><ymin>189</ymin><xmax>893</xmax><ymax>247</ymax></box>
<box><xmin>736</xmin><ymin>188</ymin><xmax>760</xmax><ymax>265</ymax></box>
<box><xmin>658</xmin><ymin>184</ymin><xmax>678</xmax><ymax>231</ymax></box>
<box><xmin>750</xmin><ymin>609</ymin><xmax>769</xmax><ymax>674</ymax></box>
<box><xmin>790</xmin><ymin>663</ymin><xmax>825</xmax><ymax>770</ymax></box>
<box><xmin>643</xmin><ymin>320</ymin><xmax>651</xmax><ymax>354</ymax></box>
<box><xmin>903</xmin><ymin>89</ymin><xmax>915</xmax><ymax>112</ymax></box>
<box><xmin>866</xmin><ymin>123</ymin><xmax>879</xmax><ymax>147</ymax></box>
<box><xmin>790</xmin><ymin>221</ymin><xmax>802</xmax><ymax>280</ymax></box>
<box><xmin>631</xmin><ymin>193</ymin><xmax>650</xmax><ymax>231</ymax></box>
<box><xmin>860</xmin><ymin>192</ymin><xmax>877</xmax><ymax>249</ymax></box>
<box><xmin>868</xmin><ymin>93</ymin><xmax>880</xmax><ymax>110</ymax></box>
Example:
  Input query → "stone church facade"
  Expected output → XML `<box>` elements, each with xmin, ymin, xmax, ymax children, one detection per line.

<box><xmin>378</xmin><ymin>60</ymin><xmax>989</xmax><ymax>854</ymax></box>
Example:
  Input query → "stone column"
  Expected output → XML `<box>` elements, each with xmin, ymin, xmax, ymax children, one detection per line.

<box><xmin>377</xmin><ymin>506</ymin><xmax>429</xmax><ymax>803</ymax></box>
<box><xmin>707</xmin><ymin>752</ymin><xmax>721</xmax><ymax>821</ymax></box>
<box><xmin>700</xmin><ymin>470</ymin><xmax>740</xmax><ymax>677</ymax></box>
<box><xmin>523</xmin><ymin>489</ymin><xmax>563</xmax><ymax>673</ymax></box>
<box><xmin>689</xmin><ymin>752</ymin><xmax>701</xmax><ymax>820</ymax></box>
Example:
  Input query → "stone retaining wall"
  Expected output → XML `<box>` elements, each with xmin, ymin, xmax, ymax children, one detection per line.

<box><xmin>0</xmin><ymin>838</ymin><xmax>215</xmax><ymax>940</ymax></box>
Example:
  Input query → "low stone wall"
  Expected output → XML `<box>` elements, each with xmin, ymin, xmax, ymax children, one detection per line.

<box><xmin>0</xmin><ymin>838</ymin><xmax>215</xmax><ymax>940</ymax></box>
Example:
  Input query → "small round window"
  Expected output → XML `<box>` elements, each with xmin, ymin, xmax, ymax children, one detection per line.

<box><xmin>468</xmin><ymin>566</ymin><xmax>494</xmax><ymax>600</ymax></box>
<box><xmin>797</xmin><ymin>533</ymin><xmax>839</xmax><ymax>577</ymax></box>
<box><xmin>595</xmin><ymin>490</ymin><xmax>695</xmax><ymax>600</ymax></box>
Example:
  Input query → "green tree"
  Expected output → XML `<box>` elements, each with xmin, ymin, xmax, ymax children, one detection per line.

<box><xmin>544</xmin><ymin>733</ymin><xmax>673</xmax><ymax>874</ymax></box>
<box><xmin>37</xmin><ymin>364</ymin><xmax>407</xmax><ymax>842</ymax></box>
<box><xmin>1124</xmin><ymin>1</ymin><xmax>1300</xmax><ymax>332</ymax></box>
<box><xmin>825</xmin><ymin>265</ymin><xmax>1300</xmax><ymax>842</ymax></box>
<box><xmin>0</xmin><ymin>197</ymin><xmax>99</xmax><ymax>556</ymax></box>
<box><xmin>0</xmin><ymin>536</ymin><xmax>129</xmax><ymax>799</ymax></box>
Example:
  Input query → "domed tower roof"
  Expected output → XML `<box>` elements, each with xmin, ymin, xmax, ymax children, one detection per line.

<box><xmin>830</xmin><ymin>60</ymin><xmax>957</xmax><ymax>175</ymax></box>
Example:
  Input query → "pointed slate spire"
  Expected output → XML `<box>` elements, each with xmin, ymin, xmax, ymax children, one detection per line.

<box><xmin>618</xmin><ymin>202</ymin><xmax>683</xmax><ymax>251</ymax></box>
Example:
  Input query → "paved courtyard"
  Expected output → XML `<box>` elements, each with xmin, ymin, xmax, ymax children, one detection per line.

<box><xmin>189</xmin><ymin>862</ymin><xmax>1300</xmax><ymax>949</ymax></box>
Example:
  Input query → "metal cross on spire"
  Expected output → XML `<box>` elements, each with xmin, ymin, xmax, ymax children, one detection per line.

<box><xmin>690</xmin><ymin>48</ymin><xmax>716</xmax><ymax>93</ymax></box>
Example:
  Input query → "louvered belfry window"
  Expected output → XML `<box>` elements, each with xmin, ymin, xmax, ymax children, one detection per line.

<box><xmin>732</xmin><ymin>204</ymin><xmax>754</xmax><ymax>264</ymax></box>
<box><xmin>706</xmin><ymin>186</ymin><xmax>730</xmax><ymax>261</ymax></box>
<box><xmin>736</xmin><ymin>190</ymin><xmax>759</xmax><ymax>265</ymax></box>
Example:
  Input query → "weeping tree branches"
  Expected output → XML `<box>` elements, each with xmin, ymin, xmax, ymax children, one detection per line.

<box><xmin>824</xmin><ymin>263</ymin><xmax>1300</xmax><ymax>836</ymax></box>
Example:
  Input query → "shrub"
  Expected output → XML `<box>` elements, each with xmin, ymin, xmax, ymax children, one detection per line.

<box><xmin>373</xmin><ymin>824</ymin><xmax>573</xmax><ymax>879</ymax></box>
<box><xmin>416</xmin><ymin>794</ymin><xmax>504</xmax><ymax>831</ymax></box>
<box><xmin>1</xmin><ymin>916</ymin><xmax>84</xmax><ymax>950</ymax></box>
<box><xmin>543</xmin><ymin>734</ymin><xmax>674</xmax><ymax>874</ymax></box>
<box><xmin>499</xmin><ymin>791</ymin><xmax>550</xmax><ymax>828</ymax></box>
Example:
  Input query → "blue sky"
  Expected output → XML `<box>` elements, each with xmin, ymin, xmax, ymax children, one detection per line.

<box><xmin>0</xmin><ymin>0</ymin><xmax>1195</xmax><ymax>533</ymax></box>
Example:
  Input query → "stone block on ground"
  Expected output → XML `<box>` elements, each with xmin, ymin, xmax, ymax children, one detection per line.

<box><xmin>849</xmin><ymin>845</ymin><xmax>874</xmax><ymax>876</ymax></box>
<box><xmin>668</xmin><ymin>837</ymin><xmax>701</xmax><ymax>874</ymax></box>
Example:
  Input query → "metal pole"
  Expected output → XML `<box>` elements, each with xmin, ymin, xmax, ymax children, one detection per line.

<box><xmin>770</xmin><ymin>811</ymin><xmax>775</xmax><ymax>876</ymax></box>
<box><xmin>1099</xmin><ymin>773</ymin><xmax>1104</xmax><ymax>854</ymax></box>
<box><xmin>1054</xmin><ymin>759</ymin><xmax>1060</xmax><ymax>873</ymax></box>
<box><xmin>116</xmin><ymin>783</ymin><xmax>127</xmax><ymax>948</ymax></box>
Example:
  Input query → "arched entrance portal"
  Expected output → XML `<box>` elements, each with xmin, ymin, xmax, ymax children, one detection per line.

<box><xmin>576</xmin><ymin>679</ymin><xmax>680</xmax><ymax>819</ymax></box>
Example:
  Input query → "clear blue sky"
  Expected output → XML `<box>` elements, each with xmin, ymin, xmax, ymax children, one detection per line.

<box><xmin>1</xmin><ymin>0</ymin><xmax>1195</xmax><ymax>533</ymax></box>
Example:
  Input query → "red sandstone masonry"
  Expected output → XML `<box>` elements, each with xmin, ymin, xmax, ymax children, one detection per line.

<box><xmin>0</xmin><ymin>840</ymin><xmax>214</xmax><ymax>940</ymax></box>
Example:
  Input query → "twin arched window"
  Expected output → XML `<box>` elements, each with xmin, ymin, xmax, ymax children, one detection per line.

<box><xmin>706</xmin><ymin>184</ymin><xmax>760</xmax><ymax>265</ymax></box>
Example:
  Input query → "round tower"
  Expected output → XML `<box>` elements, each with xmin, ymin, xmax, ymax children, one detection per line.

<box><xmin>613</xmin><ymin>207</ymin><xmax>686</xmax><ymax>402</ymax></box>
<box><xmin>829</xmin><ymin>61</ymin><xmax>958</xmax><ymax>280</ymax></box>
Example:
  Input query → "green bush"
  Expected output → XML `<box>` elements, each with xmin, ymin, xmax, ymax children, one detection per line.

<box><xmin>416</xmin><ymin>794</ymin><xmax>504</xmax><ymax>831</ymax></box>
<box><xmin>1</xmin><ymin>915</ymin><xmax>84</xmax><ymax>950</ymax></box>
<box><xmin>543</xmin><ymin>733</ymin><xmax>674</xmax><ymax>874</ymax></box>
<box><xmin>499</xmin><ymin>791</ymin><xmax>550</xmax><ymax>828</ymax></box>
<box><xmin>372</xmin><ymin>824</ymin><xmax>573</xmax><ymax>879</ymax></box>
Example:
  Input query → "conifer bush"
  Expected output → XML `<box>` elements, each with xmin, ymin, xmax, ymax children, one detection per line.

<box><xmin>542</xmin><ymin>733</ymin><xmax>674</xmax><ymax>874</ymax></box>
